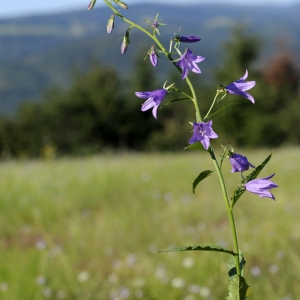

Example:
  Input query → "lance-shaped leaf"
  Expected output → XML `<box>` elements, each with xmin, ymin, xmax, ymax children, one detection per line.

<box><xmin>193</xmin><ymin>170</ymin><xmax>214</xmax><ymax>193</ymax></box>
<box><xmin>162</xmin><ymin>97</ymin><xmax>190</xmax><ymax>107</ymax></box>
<box><xmin>225</xmin><ymin>252</ymin><xmax>249</xmax><ymax>300</ymax></box>
<box><xmin>204</xmin><ymin>103</ymin><xmax>238</xmax><ymax>120</ymax></box>
<box><xmin>184</xmin><ymin>142</ymin><xmax>205</xmax><ymax>151</ymax></box>
<box><xmin>225</xmin><ymin>275</ymin><xmax>249</xmax><ymax>300</ymax></box>
<box><xmin>158</xmin><ymin>243</ymin><xmax>237</xmax><ymax>256</ymax></box>
<box><xmin>231</xmin><ymin>152</ymin><xmax>273</xmax><ymax>207</ymax></box>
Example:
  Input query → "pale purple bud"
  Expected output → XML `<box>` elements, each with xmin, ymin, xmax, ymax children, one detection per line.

<box><xmin>88</xmin><ymin>0</ymin><xmax>97</xmax><ymax>10</ymax></box>
<box><xmin>121</xmin><ymin>29</ymin><xmax>130</xmax><ymax>54</ymax></box>
<box><xmin>107</xmin><ymin>14</ymin><xmax>115</xmax><ymax>34</ymax></box>
<box><xmin>150</xmin><ymin>45</ymin><xmax>157</xmax><ymax>67</ymax></box>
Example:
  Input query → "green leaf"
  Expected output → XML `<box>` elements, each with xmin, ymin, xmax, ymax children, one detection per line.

<box><xmin>205</xmin><ymin>103</ymin><xmax>238</xmax><ymax>120</ymax></box>
<box><xmin>162</xmin><ymin>97</ymin><xmax>190</xmax><ymax>107</ymax></box>
<box><xmin>227</xmin><ymin>251</ymin><xmax>246</xmax><ymax>278</ymax></box>
<box><xmin>231</xmin><ymin>151</ymin><xmax>273</xmax><ymax>207</ymax></box>
<box><xmin>224</xmin><ymin>275</ymin><xmax>249</xmax><ymax>300</ymax></box>
<box><xmin>193</xmin><ymin>170</ymin><xmax>214</xmax><ymax>193</ymax></box>
<box><xmin>242</xmin><ymin>151</ymin><xmax>273</xmax><ymax>184</ymax></box>
<box><xmin>184</xmin><ymin>142</ymin><xmax>205</xmax><ymax>151</ymax></box>
<box><xmin>158</xmin><ymin>243</ymin><xmax>237</xmax><ymax>255</ymax></box>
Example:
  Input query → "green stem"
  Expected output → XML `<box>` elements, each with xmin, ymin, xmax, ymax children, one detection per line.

<box><xmin>103</xmin><ymin>0</ymin><xmax>202</xmax><ymax>122</ymax></box>
<box><xmin>209</xmin><ymin>148</ymin><xmax>241</xmax><ymax>275</ymax></box>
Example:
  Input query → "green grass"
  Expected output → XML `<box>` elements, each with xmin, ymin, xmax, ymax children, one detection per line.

<box><xmin>0</xmin><ymin>148</ymin><xmax>299</xmax><ymax>299</ymax></box>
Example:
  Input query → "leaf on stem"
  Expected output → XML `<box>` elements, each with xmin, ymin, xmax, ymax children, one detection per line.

<box><xmin>231</xmin><ymin>151</ymin><xmax>273</xmax><ymax>207</ymax></box>
<box><xmin>184</xmin><ymin>142</ymin><xmax>205</xmax><ymax>151</ymax></box>
<box><xmin>161</xmin><ymin>97</ymin><xmax>190</xmax><ymax>107</ymax></box>
<box><xmin>225</xmin><ymin>252</ymin><xmax>249</xmax><ymax>300</ymax></box>
<box><xmin>224</xmin><ymin>275</ymin><xmax>249</xmax><ymax>300</ymax></box>
<box><xmin>192</xmin><ymin>170</ymin><xmax>214</xmax><ymax>193</ymax></box>
<box><xmin>205</xmin><ymin>103</ymin><xmax>238</xmax><ymax>120</ymax></box>
<box><xmin>158</xmin><ymin>243</ymin><xmax>237</xmax><ymax>255</ymax></box>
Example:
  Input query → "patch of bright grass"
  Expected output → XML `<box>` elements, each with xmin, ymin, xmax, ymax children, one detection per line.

<box><xmin>0</xmin><ymin>148</ymin><xmax>298</xmax><ymax>299</ymax></box>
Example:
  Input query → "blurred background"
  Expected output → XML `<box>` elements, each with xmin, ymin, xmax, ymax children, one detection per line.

<box><xmin>0</xmin><ymin>0</ymin><xmax>299</xmax><ymax>157</ymax></box>
<box><xmin>0</xmin><ymin>1</ymin><xmax>300</xmax><ymax>299</ymax></box>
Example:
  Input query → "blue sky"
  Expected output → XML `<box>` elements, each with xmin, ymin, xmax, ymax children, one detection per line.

<box><xmin>1</xmin><ymin>0</ymin><xmax>299</xmax><ymax>18</ymax></box>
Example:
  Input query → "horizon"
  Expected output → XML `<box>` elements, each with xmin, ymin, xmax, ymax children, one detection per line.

<box><xmin>1</xmin><ymin>0</ymin><xmax>299</xmax><ymax>19</ymax></box>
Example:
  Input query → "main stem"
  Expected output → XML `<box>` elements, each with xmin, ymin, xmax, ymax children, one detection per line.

<box><xmin>103</xmin><ymin>0</ymin><xmax>202</xmax><ymax>122</ymax></box>
<box><xmin>209</xmin><ymin>149</ymin><xmax>241</xmax><ymax>275</ymax></box>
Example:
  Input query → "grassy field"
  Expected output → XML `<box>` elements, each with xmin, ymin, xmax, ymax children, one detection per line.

<box><xmin>0</xmin><ymin>148</ymin><xmax>299</xmax><ymax>299</ymax></box>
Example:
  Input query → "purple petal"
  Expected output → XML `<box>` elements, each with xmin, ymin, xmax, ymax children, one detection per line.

<box><xmin>179</xmin><ymin>36</ymin><xmax>201</xmax><ymax>43</ymax></box>
<box><xmin>141</xmin><ymin>99</ymin><xmax>155</xmax><ymax>111</ymax></box>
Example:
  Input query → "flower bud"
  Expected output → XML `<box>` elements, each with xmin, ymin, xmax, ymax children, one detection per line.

<box><xmin>229</xmin><ymin>152</ymin><xmax>255</xmax><ymax>173</ymax></box>
<box><xmin>107</xmin><ymin>14</ymin><xmax>115</xmax><ymax>34</ymax></box>
<box><xmin>149</xmin><ymin>45</ymin><xmax>157</xmax><ymax>67</ymax></box>
<box><xmin>88</xmin><ymin>0</ymin><xmax>97</xmax><ymax>10</ymax></box>
<box><xmin>121</xmin><ymin>28</ymin><xmax>131</xmax><ymax>55</ymax></box>
<box><xmin>113</xmin><ymin>0</ymin><xmax>129</xmax><ymax>9</ymax></box>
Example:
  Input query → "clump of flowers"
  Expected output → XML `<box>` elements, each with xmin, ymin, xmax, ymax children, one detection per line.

<box><xmin>89</xmin><ymin>1</ymin><xmax>278</xmax><ymax>298</ymax></box>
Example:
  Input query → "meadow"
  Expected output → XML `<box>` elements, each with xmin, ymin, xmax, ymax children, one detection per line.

<box><xmin>0</xmin><ymin>148</ymin><xmax>299</xmax><ymax>300</ymax></box>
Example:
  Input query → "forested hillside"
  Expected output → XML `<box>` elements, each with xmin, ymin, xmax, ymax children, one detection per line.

<box><xmin>0</xmin><ymin>2</ymin><xmax>299</xmax><ymax>113</ymax></box>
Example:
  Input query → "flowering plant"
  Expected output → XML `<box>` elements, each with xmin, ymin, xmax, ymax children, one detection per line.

<box><xmin>89</xmin><ymin>1</ymin><xmax>278</xmax><ymax>298</ymax></box>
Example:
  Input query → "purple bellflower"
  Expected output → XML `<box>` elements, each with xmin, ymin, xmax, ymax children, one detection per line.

<box><xmin>225</xmin><ymin>70</ymin><xmax>256</xmax><ymax>103</ymax></box>
<box><xmin>150</xmin><ymin>45</ymin><xmax>157</xmax><ymax>67</ymax></box>
<box><xmin>135</xmin><ymin>89</ymin><xmax>167</xmax><ymax>119</ymax></box>
<box><xmin>189</xmin><ymin>120</ymin><xmax>218</xmax><ymax>150</ymax></box>
<box><xmin>179</xmin><ymin>36</ymin><xmax>201</xmax><ymax>43</ymax></box>
<box><xmin>230</xmin><ymin>153</ymin><xmax>255</xmax><ymax>173</ymax></box>
<box><xmin>176</xmin><ymin>48</ymin><xmax>205</xmax><ymax>79</ymax></box>
<box><xmin>245</xmin><ymin>174</ymin><xmax>278</xmax><ymax>200</ymax></box>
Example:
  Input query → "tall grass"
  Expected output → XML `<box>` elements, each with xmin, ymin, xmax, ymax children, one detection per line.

<box><xmin>0</xmin><ymin>148</ymin><xmax>298</xmax><ymax>299</ymax></box>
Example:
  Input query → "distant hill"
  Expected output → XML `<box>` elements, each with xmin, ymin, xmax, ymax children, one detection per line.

<box><xmin>0</xmin><ymin>2</ymin><xmax>299</xmax><ymax>114</ymax></box>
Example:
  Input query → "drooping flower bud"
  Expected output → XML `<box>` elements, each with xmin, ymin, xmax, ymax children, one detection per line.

<box><xmin>107</xmin><ymin>14</ymin><xmax>115</xmax><ymax>34</ymax></box>
<box><xmin>113</xmin><ymin>0</ymin><xmax>129</xmax><ymax>9</ymax></box>
<box><xmin>88</xmin><ymin>0</ymin><xmax>97</xmax><ymax>10</ymax></box>
<box><xmin>121</xmin><ymin>28</ymin><xmax>131</xmax><ymax>55</ymax></box>
<box><xmin>229</xmin><ymin>152</ymin><xmax>255</xmax><ymax>173</ymax></box>
<box><xmin>149</xmin><ymin>45</ymin><xmax>157</xmax><ymax>67</ymax></box>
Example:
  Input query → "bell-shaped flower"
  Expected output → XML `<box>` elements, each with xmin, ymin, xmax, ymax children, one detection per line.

<box><xmin>149</xmin><ymin>45</ymin><xmax>158</xmax><ymax>67</ymax></box>
<box><xmin>229</xmin><ymin>153</ymin><xmax>255</xmax><ymax>173</ymax></box>
<box><xmin>179</xmin><ymin>36</ymin><xmax>201</xmax><ymax>43</ymax></box>
<box><xmin>107</xmin><ymin>14</ymin><xmax>115</xmax><ymax>34</ymax></box>
<box><xmin>135</xmin><ymin>89</ymin><xmax>167</xmax><ymax>119</ymax></box>
<box><xmin>176</xmin><ymin>48</ymin><xmax>205</xmax><ymax>79</ymax></box>
<box><xmin>245</xmin><ymin>174</ymin><xmax>278</xmax><ymax>200</ymax></box>
<box><xmin>225</xmin><ymin>70</ymin><xmax>256</xmax><ymax>103</ymax></box>
<box><xmin>189</xmin><ymin>120</ymin><xmax>218</xmax><ymax>150</ymax></box>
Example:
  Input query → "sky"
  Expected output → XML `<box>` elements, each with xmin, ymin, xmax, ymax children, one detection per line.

<box><xmin>1</xmin><ymin>0</ymin><xmax>299</xmax><ymax>18</ymax></box>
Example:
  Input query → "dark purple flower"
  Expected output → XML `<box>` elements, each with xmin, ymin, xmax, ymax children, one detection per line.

<box><xmin>150</xmin><ymin>46</ymin><xmax>157</xmax><ymax>67</ymax></box>
<box><xmin>245</xmin><ymin>174</ymin><xmax>278</xmax><ymax>200</ymax></box>
<box><xmin>176</xmin><ymin>48</ymin><xmax>205</xmax><ymax>79</ymax></box>
<box><xmin>225</xmin><ymin>70</ymin><xmax>256</xmax><ymax>103</ymax></box>
<box><xmin>189</xmin><ymin>120</ymin><xmax>218</xmax><ymax>150</ymax></box>
<box><xmin>135</xmin><ymin>89</ymin><xmax>167</xmax><ymax>119</ymax></box>
<box><xmin>152</xmin><ymin>22</ymin><xmax>158</xmax><ymax>28</ymax></box>
<box><xmin>230</xmin><ymin>153</ymin><xmax>255</xmax><ymax>173</ymax></box>
<box><xmin>179</xmin><ymin>36</ymin><xmax>201</xmax><ymax>43</ymax></box>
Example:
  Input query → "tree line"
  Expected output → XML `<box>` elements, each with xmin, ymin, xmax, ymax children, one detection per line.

<box><xmin>0</xmin><ymin>29</ymin><xmax>299</xmax><ymax>158</ymax></box>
